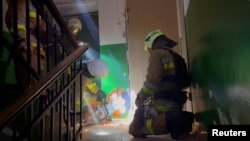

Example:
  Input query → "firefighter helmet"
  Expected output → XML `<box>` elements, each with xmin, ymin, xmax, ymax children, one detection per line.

<box><xmin>68</xmin><ymin>18</ymin><xmax>82</xmax><ymax>36</ymax></box>
<box><xmin>87</xmin><ymin>59</ymin><xmax>108</xmax><ymax>77</ymax></box>
<box><xmin>144</xmin><ymin>29</ymin><xmax>164</xmax><ymax>52</ymax></box>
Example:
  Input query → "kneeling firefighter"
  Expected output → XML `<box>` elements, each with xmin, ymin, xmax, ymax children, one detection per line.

<box><xmin>129</xmin><ymin>29</ymin><xmax>194</xmax><ymax>139</ymax></box>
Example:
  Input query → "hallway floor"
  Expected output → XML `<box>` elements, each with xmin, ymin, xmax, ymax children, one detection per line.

<box><xmin>80</xmin><ymin>120</ymin><xmax>207</xmax><ymax>141</ymax></box>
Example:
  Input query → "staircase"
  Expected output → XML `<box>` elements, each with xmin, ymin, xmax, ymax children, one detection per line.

<box><xmin>0</xmin><ymin>0</ymin><xmax>89</xmax><ymax>140</ymax></box>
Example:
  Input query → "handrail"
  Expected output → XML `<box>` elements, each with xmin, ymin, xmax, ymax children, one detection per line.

<box><xmin>0</xmin><ymin>44</ymin><xmax>88</xmax><ymax>130</ymax></box>
<box><xmin>30</xmin><ymin>0</ymin><xmax>79</xmax><ymax>49</ymax></box>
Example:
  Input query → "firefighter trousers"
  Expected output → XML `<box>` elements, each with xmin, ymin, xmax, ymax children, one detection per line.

<box><xmin>129</xmin><ymin>109</ymin><xmax>194</xmax><ymax>139</ymax></box>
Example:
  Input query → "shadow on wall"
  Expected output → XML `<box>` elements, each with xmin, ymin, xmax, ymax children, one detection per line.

<box><xmin>191</xmin><ymin>24</ymin><xmax>250</xmax><ymax>124</ymax></box>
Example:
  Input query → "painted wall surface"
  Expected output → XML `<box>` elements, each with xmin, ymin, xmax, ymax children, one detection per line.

<box><xmin>185</xmin><ymin>0</ymin><xmax>250</xmax><ymax>125</ymax></box>
<box><xmin>100</xmin><ymin>43</ymin><xmax>129</xmax><ymax>95</ymax></box>
<box><xmin>98</xmin><ymin>0</ymin><xmax>126</xmax><ymax>45</ymax></box>
<box><xmin>126</xmin><ymin>0</ymin><xmax>179</xmax><ymax>94</ymax></box>
<box><xmin>2</xmin><ymin>1</ymin><xmax>8</xmax><ymax>32</ymax></box>
<box><xmin>100</xmin><ymin>43</ymin><xmax>130</xmax><ymax>118</ymax></box>
<box><xmin>98</xmin><ymin>0</ymin><xmax>129</xmax><ymax>119</ymax></box>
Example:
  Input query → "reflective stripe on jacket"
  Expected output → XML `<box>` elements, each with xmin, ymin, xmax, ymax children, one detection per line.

<box><xmin>135</xmin><ymin>48</ymin><xmax>182</xmax><ymax>134</ymax></box>
<box><xmin>136</xmin><ymin>48</ymin><xmax>179</xmax><ymax>108</ymax></box>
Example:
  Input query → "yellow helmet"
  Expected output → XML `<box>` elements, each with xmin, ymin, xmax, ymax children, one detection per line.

<box><xmin>144</xmin><ymin>29</ymin><xmax>164</xmax><ymax>52</ymax></box>
<box><xmin>68</xmin><ymin>18</ymin><xmax>82</xmax><ymax>36</ymax></box>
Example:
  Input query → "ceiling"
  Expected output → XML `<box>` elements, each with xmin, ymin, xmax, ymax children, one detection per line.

<box><xmin>53</xmin><ymin>0</ymin><xmax>99</xmax><ymax>16</ymax></box>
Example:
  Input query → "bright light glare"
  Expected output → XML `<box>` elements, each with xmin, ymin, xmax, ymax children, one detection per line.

<box><xmin>114</xmin><ymin>90</ymin><xmax>137</xmax><ymax>125</ymax></box>
<box><xmin>90</xmin><ymin>128</ymin><xmax>111</xmax><ymax>136</ymax></box>
<box><xmin>78</xmin><ymin>41</ymin><xmax>84</xmax><ymax>46</ymax></box>
<box><xmin>82</xmin><ymin>92</ymin><xmax>99</xmax><ymax>123</ymax></box>
<box><xmin>94</xmin><ymin>131</ymin><xmax>110</xmax><ymax>136</ymax></box>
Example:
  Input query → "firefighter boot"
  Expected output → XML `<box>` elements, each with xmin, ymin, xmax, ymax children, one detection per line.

<box><xmin>150</xmin><ymin>113</ymin><xmax>169</xmax><ymax>135</ymax></box>
<box><xmin>129</xmin><ymin>109</ymin><xmax>147</xmax><ymax>137</ymax></box>
<box><xmin>166</xmin><ymin>111</ymin><xmax>194</xmax><ymax>140</ymax></box>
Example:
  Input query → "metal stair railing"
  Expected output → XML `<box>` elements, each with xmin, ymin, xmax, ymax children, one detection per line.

<box><xmin>1</xmin><ymin>0</ymin><xmax>90</xmax><ymax>140</ymax></box>
<box><xmin>0</xmin><ymin>46</ymin><xmax>88</xmax><ymax>141</ymax></box>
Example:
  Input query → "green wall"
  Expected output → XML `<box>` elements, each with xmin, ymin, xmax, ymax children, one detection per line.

<box><xmin>100</xmin><ymin>43</ymin><xmax>129</xmax><ymax>96</ymax></box>
<box><xmin>186</xmin><ymin>0</ymin><xmax>250</xmax><ymax>125</ymax></box>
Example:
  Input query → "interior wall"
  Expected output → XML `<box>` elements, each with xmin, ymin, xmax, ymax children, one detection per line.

<box><xmin>2</xmin><ymin>0</ymin><xmax>9</xmax><ymax>32</ymax></box>
<box><xmin>100</xmin><ymin>44</ymin><xmax>129</xmax><ymax>95</ymax></box>
<box><xmin>186</xmin><ymin>0</ymin><xmax>250</xmax><ymax>125</ymax></box>
<box><xmin>98</xmin><ymin>0</ymin><xmax>130</xmax><ymax>119</ymax></box>
<box><xmin>126</xmin><ymin>0</ymin><xmax>179</xmax><ymax>94</ymax></box>
<box><xmin>98</xmin><ymin>0</ymin><xmax>126</xmax><ymax>45</ymax></box>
